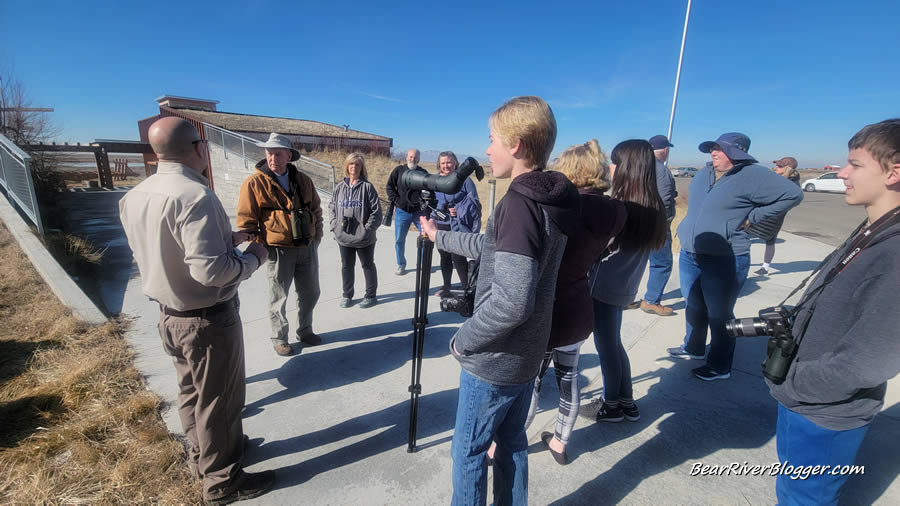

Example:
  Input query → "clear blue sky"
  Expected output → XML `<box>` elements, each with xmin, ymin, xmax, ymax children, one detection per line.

<box><xmin>3</xmin><ymin>0</ymin><xmax>899</xmax><ymax>167</ymax></box>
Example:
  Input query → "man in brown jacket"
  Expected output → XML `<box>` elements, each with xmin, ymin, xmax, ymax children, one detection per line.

<box><xmin>237</xmin><ymin>133</ymin><xmax>324</xmax><ymax>356</ymax></box>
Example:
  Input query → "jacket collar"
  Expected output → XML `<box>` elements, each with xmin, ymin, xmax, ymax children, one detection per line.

<box><xmin>254</xmin><ymin>159</ymin><xmax>297</xmax><ymax>193</ymax></box>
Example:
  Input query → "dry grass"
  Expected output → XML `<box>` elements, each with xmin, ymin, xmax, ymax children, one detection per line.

<box><xmin>0</xmin><ymin>223</ymin><xmax>200</xmax><ymax>504</ymax></box>
<box><xmin>671</xmin><ymin>194</ymin><xmax>688</xmax><ymax>254</ymax></box>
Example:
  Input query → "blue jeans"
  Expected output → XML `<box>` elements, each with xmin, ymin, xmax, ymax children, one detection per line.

<box><xmin>593</xmin><ymin>300</ymin><xmax>632</xmax><ymax>402</ymax></box>
<box><xmin>643</xmin><ymin>226</ymin><xmax>673</xmax><ymax>304</ymax></box>
<box><xmin>451</xmin><ymin>369</ymin><xmax>533</xmax><ymax>506</ymax></box>
<box><xmin>776</xmin><ymin>404</ymin><xmax>868</xmax><ymax>506</ymax></box>
<box><xmin>394</xmin><ymin>207</ymin><xmax>423</xmax><ymax>268</ymax></box>
<box><xmin>679</xmin><ymin>249</ymin><xmax>750</xmax><ymax>373</ymax></box>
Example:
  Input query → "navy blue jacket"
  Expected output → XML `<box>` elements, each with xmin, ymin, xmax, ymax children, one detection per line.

<box><xmin>435</xmin><ymin>177</ymin><xmax>481</xmax><ymax>233</ymax></box>
<box><xmin>677</xmin><ymin>162</ymin><xmax>803</xmax><ymax>256</ymax></box>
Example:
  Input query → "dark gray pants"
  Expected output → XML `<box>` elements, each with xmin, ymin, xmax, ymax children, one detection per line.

<box><xmin>266</xmin><ymin>243</ymin><xmax>321</xmax><ymax>343</ymax></box>
<box><xmin>339</xmin><ymin>243</ymin><xmax>377</xmax><ymax>298</ymax></box>
<box><xmin>158</xmin><ymin>300</ymin><xmax>245</xmax><ymax>500</ymax></box>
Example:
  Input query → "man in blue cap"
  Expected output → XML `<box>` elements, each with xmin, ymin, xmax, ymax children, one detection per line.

<box><xmin>628</xmin><ymin>134</ymin><xmax>678</xmax><ymax>315</ymax></box>
<box><xmin>668</xmin><ymin>132</ymin><xmax>803</xmax><ymax>381</ymax></box>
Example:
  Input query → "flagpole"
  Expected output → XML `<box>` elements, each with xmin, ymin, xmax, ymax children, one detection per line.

<box><xmin>665</xmin><ymin>0</ymin><xmax>692</xmax><ymax>167</ymax></box>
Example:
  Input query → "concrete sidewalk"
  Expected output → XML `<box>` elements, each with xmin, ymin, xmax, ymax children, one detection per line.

<box><xmin>112</xmin><ymin>192</ymin><xmax>899</xmax><ymax>505</ymax></box>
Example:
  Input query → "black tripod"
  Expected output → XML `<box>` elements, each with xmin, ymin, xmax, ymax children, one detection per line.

<box><xmin>407</xmin><ymin>232</ymin><xmax>434</xmax><ymax>452</ymax></box>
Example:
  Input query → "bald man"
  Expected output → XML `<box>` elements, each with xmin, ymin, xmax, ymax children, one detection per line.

<box><xmin>119</xmin><ymin>117</ymin><xmax>275</xmax><ymax>503</ymax></box>
<box><xmin>385</xmin><ymin>148</ymin><xmax>428</xmax><ymax>274</ymax></box>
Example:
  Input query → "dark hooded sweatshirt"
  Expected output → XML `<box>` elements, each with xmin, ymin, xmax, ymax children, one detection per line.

<box><xmin>436</xmin><ymin>170</ymin><xmax>580</xmax><ymax>385</ymax></box>
<box><xmin>549</xmin><ymin>188</ymin><xmax>626</xmax><ymax>349</ymax></box>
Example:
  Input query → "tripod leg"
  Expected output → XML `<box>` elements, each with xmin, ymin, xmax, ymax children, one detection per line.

<box><xmin>408</xmin><ymin>234</ymin><xmax>434</xmax><ymax>452</ymax></box>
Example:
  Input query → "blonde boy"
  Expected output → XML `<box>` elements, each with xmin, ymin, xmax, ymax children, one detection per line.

<box><xmin>421</xmin><ymin>96</ymin><xmax>580</xmax><ymax>505</ymax></box>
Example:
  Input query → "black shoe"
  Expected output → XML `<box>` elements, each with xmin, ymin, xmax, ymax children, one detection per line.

<box><xmin>692</xmin><ymin>365</ymin><xmax>731</xmax><ymax>381</ymax></box>
<box><xmin>359</xmin><ymin>297</ymin><xmax>377</xmax><ymax>309</ymax></box>
<box><xmin>299</xmin><ymin>333</ymin><xmax>322</xmax><ymax>346</ymax></box>
<box><xmin>339</xmin><ymin>297</ymin><xmax>352</xmax><ymax>308</ymax></box>
<box><xmin>595</xmin><ymin>402</ymin><xmax>624</xmax><ymax>423</ymax></box>
<box><xmin>541</xmin><ymin>431</ymin><xmax>568</xmax><ymax>466</ymax></box>
<box><xmin>754</xmin><ymin>267</ymin><xmax>769</xmax><ymax>276</ymax></box>
<box><xmin>205</xmin><ymin>470</ymin><xmax>276</xmax><ymax>505</ymax></box>
<box><xmin>621</xmin><ymin>403</ymin><xmax>640</xmax><ymax>422</ymax></box>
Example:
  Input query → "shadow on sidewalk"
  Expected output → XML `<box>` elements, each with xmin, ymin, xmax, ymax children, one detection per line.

<box><xmin>243</xmin><ymin>315</ymin><xmax>460</xmax><ymax>416</ymax></box>
<box><xmin>554</xmin><ymin>364</ymin><xmax>776</xmax><ymax>504</ymax></box>
<box><xmin>249</xmin><ymin>388</ymin><xmax>459</xmax><ymax>488</ymax></box>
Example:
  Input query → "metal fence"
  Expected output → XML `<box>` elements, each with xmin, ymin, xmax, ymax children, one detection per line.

<box><xmin>203</xmin><ymin>123</ymin><xmax>336</xmax><ymax>194</ymax></box>
<box><xmin>0</xmin><ymin>133</ymin><xmax>43</xmax><ymax>235</ymax></box>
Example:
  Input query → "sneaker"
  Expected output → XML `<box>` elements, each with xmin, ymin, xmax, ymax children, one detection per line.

<box><xmin>395</xmin><ymin>266</ymin><xmax>406</xmax><ymax>276</ymax></box>
<box><xmin>205</xmin><ymin>470</ymin><xmax>276</xmax><ymax>505</ymax></box>
<box><xmin>692</xmin><ymin>365</ymin><xmax>731</xmax><ymax>381</ymax></box>
<box><xmin>621</xmin><ymin>403</ymin><xmax>640</xmax><ymax>422</ymax></box>
<box><xmin>299</xmin><ymin>333</ymin><xmax>322</xmax><ymax>346</ymax></box>
<box><xmin>640</xmin><ymin>301</ymin><xmax>674</xmax><ymax>316</ymax></box>
<box><xmin>624</xmin><ymin>301</ymin><xmax>641</xmax><ymax>310</ymax></box>
<box><xmin>754</xmin><ymin>267</ymin><xmax>769</xmax><ymax>276</ymax></box>
<box><xmin>595</xmin><ymin>402</ymin><xmax>625</xmax><ymax>423</ymax></box>
<box><xmin>580</xmin><ymin>397</ymin><xmax>604</xmax><ymax>419</ymax></box>
<box><xmin>359</xmin><ymin>297</ymin><xmax>377</xmax><ymax>309</ymax></box>
<box><xmin>273</xmin><ymin>342</ymin><xmax>294</xmax><ymax>356</ymax></box>
<box><xmin>339</xmin><ymin>297</ymin><xmax>352</xmax><ymax>308</ymax></box>
<box><xmin>667</xmin><ymin>345</ymin><xmax>705</xmax><ymax>360</ymax></box>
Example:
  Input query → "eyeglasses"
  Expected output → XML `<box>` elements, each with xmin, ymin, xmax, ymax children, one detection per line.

<box><xmin>192</xmin><ymin>139</ymin><xmax>208</xmax><ymax>145</ymax></box>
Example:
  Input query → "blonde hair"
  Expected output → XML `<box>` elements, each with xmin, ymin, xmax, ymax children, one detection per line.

<box><xmin>555</xmin><ymin>139</ymin><xmax>611</xmax><ymax>191</ymax></box>
<box><xmin>489</xmin><ymin>96</ymin><xmax>557</xmax><ymax>170</ymax></box>
<box><xmin>782</xmin><ymin>166</ymin><xmax>799</xmax><ymax>180</ymax></box>
<box><xmin>343</xmin><ymin>152</ymin><xmax>368</xmax><ymax>180</ymax></box>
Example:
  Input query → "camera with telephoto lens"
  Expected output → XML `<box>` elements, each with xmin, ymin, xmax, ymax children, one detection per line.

<box><xmin>725</xmin><ymin>306</ymin><xmax>797</xmax><ymax>384</ymax></box>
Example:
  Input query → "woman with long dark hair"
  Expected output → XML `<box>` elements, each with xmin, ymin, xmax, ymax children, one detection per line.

<box><xmin>585</xmin><ymin>139</ymin><xmax>667</xmax><ymax>422</ymax></box>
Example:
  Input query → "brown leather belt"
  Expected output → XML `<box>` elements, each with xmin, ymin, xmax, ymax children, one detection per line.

<box><xmin>160</xmin><ymin>297</ymin><xmax>236</xmax><ymax>318</ymax></box>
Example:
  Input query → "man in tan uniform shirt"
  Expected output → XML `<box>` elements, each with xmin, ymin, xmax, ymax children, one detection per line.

<box><xmin>119</xmin><ymin>117</ymin><xmax>274</xmax><ymax>504</ymax></box>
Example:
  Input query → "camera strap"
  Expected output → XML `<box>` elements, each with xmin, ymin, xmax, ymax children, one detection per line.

<box><xmin>782</xmin><ymin>205</ymin><xmax>900</xmax><ymax>326</ymax></box>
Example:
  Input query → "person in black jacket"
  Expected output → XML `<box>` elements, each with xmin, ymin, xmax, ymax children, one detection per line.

<box><xmin>385</xmin><ymin>149</ymin><xmax>428</xmax><ymax>275</ymax></box>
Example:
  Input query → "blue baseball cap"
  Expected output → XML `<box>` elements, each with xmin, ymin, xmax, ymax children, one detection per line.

<box><xmin>649</xmin><ymin>135</ymin><xmax>674</xmax><ymax>149</ymax></box>
<box><xmin>698</xmin><ymin>132</ymin><xmax>757</xmax><ymax>163</ymax></box>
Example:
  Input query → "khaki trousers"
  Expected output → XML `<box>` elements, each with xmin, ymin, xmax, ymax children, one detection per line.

<box><xmin>158</xmin><ymin>300</ymin><xmax>246</xmax><ymax>500</ymax></box>
<box><xmin>266</xmin><ymin>242</ymin><xmax>321</xmax><ymax>343</ymax></box>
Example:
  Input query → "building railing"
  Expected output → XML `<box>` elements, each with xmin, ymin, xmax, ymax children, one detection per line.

<box><xmin>202</xmin><ymin>122</ymin><xmax>336</xmax><ymax>195</ymax></box>
<box><xmin>0</xmin><ymin>133</ymin><xmax>43</xmax><ymax>236</ymax></box>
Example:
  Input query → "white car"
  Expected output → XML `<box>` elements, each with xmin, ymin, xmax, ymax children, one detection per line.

<box><xmin>801</xmin><ymin>172</ymin><xmax>845</xmax><ymax>193</ymax></box>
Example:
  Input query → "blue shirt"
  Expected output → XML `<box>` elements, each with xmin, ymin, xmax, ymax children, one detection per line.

<box><xmin>677</xmin><ymin>162</ymin><xmax>803</xmax><ymax>256</ymax></box>
<box><xmin>274</xmin><ymin>171</ymin><xmax>291</xmax><ymax>192</ymax></box>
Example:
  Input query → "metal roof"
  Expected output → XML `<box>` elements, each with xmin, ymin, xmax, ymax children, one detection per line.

<box><xmin>174</xmin><ymin>107</ymin><xmax>390</xmax><ymax>142</ymax></box>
